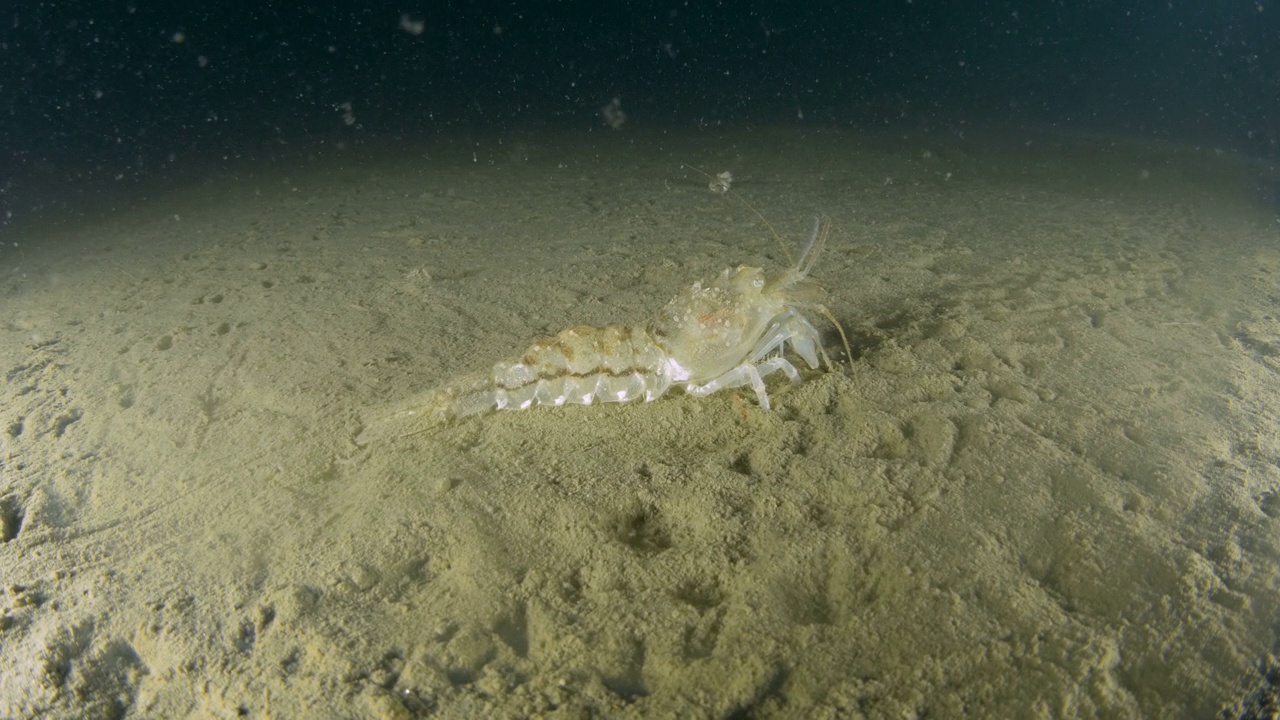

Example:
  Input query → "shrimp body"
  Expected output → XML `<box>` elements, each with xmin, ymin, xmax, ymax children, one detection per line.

<box><xmin>430</xmin><ymin>217</ymin><xmax>836</xmax><ymax>422</ymax></box>
<box><xmin>464</xmin><ymin>324</ymin><xmax>677</xmax><ymax>415</ymax></box>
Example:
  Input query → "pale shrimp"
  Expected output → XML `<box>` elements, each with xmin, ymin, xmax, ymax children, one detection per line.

<box><xmin>422</xmin><ymin>214</ymin><xmax>849</xmax><ymax>423</ymax></box>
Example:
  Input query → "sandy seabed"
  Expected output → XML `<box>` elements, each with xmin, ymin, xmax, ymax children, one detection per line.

<box><xmin>1</xmin><ymin>127</ymin><xmax>1278</xmax><ymax>718</ymax></box>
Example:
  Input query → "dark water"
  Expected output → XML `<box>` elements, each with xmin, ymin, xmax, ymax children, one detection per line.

<box><xmin>2</xmin><ymin>1</ymin><xmax>1277</xmax><ymax>229</ymax></box>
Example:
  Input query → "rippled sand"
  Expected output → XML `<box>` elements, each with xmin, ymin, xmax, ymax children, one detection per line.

<box><xmin>1</xmin><ymin>127</ymin><xmax>1277</xmax><ymax>718</ymax></box>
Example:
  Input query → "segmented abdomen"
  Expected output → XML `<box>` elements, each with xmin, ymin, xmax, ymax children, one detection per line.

<box><xmin>447</xmin><ymin>324</ymin><xmax>677</xmax><ymax>417</ymax></box>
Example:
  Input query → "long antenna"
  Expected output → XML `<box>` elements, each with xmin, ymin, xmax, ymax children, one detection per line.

<box><xmin>679</xmin><ymin>163</ymin><xmax>853</xmax><ymax>368</ymax></box>
<box><xmin>681</xmin><ymin>163</ymin><xmax>795</xmax><ymax>266</ymax></box>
